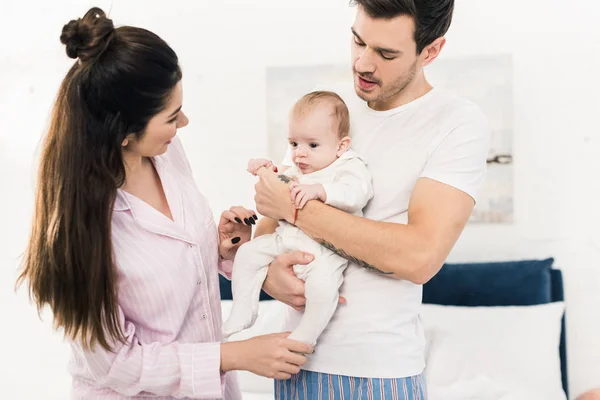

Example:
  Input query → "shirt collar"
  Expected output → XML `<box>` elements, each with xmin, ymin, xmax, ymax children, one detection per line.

<box><xmin>113</xmin><ymin>155</ymin><xmax>169</xmax><ymax>212</ymax></box>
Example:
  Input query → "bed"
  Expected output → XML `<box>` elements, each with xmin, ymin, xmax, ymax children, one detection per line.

<box><xmin>220</xmin><ymin>257</ymin><xmax>568</xmax><ymax>399</ymax></box>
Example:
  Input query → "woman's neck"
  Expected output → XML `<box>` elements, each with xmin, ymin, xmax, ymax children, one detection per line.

<box><xmin>121</xmin><ymin>152</ymin><xmax>150</xmax><ymax>190</ymax></box>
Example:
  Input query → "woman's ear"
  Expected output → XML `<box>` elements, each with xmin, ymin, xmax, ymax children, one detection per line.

<box><xmin>122</xmin><ymin>133</ymin><xmax>135</xmax><ymax>148</ymax></box>
<box><xmin>336</xmin><ymin>136</ymin><xmax>352</xmax><ymax>157</ymax></box>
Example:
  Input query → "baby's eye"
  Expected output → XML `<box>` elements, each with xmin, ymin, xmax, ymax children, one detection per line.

<box><xmin>309</xmin><ymin>143</ymin><xmax>318</xmax><ymax>148</ymax></box>
<box><xmin>290</xmin><ymin>142</ymin><xmax>298</xmax><ymax>147</ymax></box>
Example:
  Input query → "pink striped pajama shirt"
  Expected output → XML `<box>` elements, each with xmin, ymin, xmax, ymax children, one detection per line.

<box><xmin>68</xmin><ymin>137</ymin><xmax>241</xmax><ymax>399</ymax></box>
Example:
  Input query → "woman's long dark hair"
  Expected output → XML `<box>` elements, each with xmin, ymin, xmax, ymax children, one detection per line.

<box><xmin>17</xmin><ymin>7</ymin><xmax>182</xmax><ymax>351</ymax></box>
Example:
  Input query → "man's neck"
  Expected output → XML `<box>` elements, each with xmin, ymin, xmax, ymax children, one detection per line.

<box><xmin>368</xmin><ymin>75</ymin><xmax>433</xmax><ymax>112</ymax></box>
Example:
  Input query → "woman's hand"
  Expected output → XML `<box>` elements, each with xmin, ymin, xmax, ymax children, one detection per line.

<box><xmin>218</xmin><ymin>206</ymin><xmax>256</xmax><ymax>260</ymax></box>
<box><xmin>221</xmin><ymin>333</ymin><xmax>313</xmax><ymax>379</ymax></box>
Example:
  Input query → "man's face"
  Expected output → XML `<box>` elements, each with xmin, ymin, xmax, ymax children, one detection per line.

<box><xmin>351</xmin><ymin>6</ymin><xmax>421</xmax><ymax>110</ymax></box>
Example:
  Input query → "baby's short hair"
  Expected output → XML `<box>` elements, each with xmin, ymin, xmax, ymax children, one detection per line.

<box><xmin>292</xmin><ymin>91</ymin><xmax>350</xmax><ymax>139</ymax></box>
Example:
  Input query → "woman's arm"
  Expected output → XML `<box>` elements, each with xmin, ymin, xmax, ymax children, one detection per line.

<box><xmin>75</xmin><ymin>308</ymin><xmax>313</xmax><ymax>397</ymax></box>
<box><xmin>73</xmin><ymin>307</ymin><xmax>224</xmax><ymax>398</ymax></box>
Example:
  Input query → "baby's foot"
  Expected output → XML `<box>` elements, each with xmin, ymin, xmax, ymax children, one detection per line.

<box><xmin>222</xmin><ymin>309</ymin><xmax>259</xmax><ymax>338</ymax></box>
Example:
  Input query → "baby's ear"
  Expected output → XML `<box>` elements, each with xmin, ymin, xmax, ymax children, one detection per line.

<box><xmin>337</xmin><ymin>136</ymin><xmax>351</xmax><ymax>157</ymax></box>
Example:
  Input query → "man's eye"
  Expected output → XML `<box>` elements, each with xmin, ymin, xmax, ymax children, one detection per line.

<box><xmin>381</xmin><ymin>52</ymin><xmax>396</xmax><ymax>61</ymax></box>
<box><xmin>354</xmin><ymin>38</ymin><xmax>365</xmax><ymax>46</ymax></box>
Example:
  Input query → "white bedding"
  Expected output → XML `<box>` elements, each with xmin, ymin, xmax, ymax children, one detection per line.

<box><xmin>221</xmin><ymin>300</ymin><xmax>567</xmax><ymax>400</ymax></box>
<box><xmin>239</xmin><ymin>392</ymin><xmax>273</xmax><ymax>400</ymax></box>
<box><xmin>421</xmin><ymin>303</ymin><xmax>567</xmax><ymax>400</ymax></box>
<box><xmin>428</xmin><ymin>376</ymin><xmax>552</xmax><ymax>400</ymax></box>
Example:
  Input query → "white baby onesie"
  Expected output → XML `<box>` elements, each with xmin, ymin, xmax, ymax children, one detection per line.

<box><xmin>222</xmin><ymin>150</ymin><xmax>373</xmax><ymax>345</ymax></box>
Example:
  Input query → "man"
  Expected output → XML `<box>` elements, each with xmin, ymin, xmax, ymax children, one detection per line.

<box><xmin>253</xmin><ymin>0</ymin><xmax>490</xmax><ymax>398</ymax></box>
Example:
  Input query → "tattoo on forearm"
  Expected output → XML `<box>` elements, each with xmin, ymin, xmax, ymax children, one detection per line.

<box><xmin>278</xmin><ymin>174</ymin><xmax>291</xmax><ymax>184</ymax></box>
<box><xmin>316</xmin><ymin>239</ymin><xmax>393</xmax><ymax>275</ymax></box>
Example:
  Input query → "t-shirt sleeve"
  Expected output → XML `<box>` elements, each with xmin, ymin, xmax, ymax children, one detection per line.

<box><xmin>419</xmin><ymin>107</ymin><xmax>491</xmax><ymax>203</ymax></box>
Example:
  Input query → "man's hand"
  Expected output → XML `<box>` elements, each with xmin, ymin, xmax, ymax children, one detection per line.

<box><xmin>254</xmin><ymin>168</ymin><xmax>296</xmax><ymax>222</ymax></box>
<box><xmin>263</xmin><ymin>251</ymin><xmax>346</xmax><ymax>310</ymax></box>
<box><xmin>289</xmin><ymin>183</ymin><xmax>326</xmax><ymax>209</ymax></box>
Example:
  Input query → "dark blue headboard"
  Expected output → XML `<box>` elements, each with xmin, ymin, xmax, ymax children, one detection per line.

<box><xmin>421</xmin><ymin>258</ymin><xmax>568</xmax><ymax>398</ymax></box>
<box><xmin>219</xmin><ymin>258</ymin><xmax>568</xmax><ymax>397</ymax></box>
<box><xmin>552</xmin><ymin>269</ymin><xmax>568</xmax><ymax>398</ymax></box>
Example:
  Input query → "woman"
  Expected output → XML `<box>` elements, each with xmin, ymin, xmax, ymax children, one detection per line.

<box><xmin>17</xmin><ymin>7</ymin><xmax>312</xmax><ymax>399</ymax></box>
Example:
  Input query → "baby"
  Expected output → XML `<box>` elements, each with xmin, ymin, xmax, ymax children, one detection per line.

<box><xmin>222</xmin><ymin>91</ymin><xmax>373</xmax><ymax>346</ymax></box>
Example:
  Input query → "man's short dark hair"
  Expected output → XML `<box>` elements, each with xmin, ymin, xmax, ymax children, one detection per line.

<box><xmin>350</xmin><ymin>0</ymin><xmax>454</xmax><ymax>54</ymax></box>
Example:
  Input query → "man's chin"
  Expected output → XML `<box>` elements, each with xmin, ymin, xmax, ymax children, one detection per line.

<box><xmin>354</xmin><ymin>83</ymin><xmax>379</xmax><ymax>102</ymax></box>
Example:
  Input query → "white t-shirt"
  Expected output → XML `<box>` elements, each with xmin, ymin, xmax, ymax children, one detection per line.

<box><xmin>281</xmin><ymin>83</ymin><xmax>491</xmax><ymax>378</ymax></box>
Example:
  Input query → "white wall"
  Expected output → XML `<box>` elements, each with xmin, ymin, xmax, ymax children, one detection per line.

<box><xmin>1</xmin><ymin>0</ymin><xmax>598</xmax><ymax>398</ymax></box>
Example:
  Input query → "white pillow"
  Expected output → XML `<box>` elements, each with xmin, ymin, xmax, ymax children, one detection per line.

<box><xmin>220</xmin><ymin>300</ymin><xmax>288</xmax><ymax>394</ymax></box>
<box><xmin>420</xmin><ymin>302</ymin><xmax>566</xmax><ymax>400</ymax></box>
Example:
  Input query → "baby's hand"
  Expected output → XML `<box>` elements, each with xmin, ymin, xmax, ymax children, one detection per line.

<box><xmin>247</xmin><ymin>158</ymin><xmax>278</xmax><ymax>175</ymax></box>
<box><xmin>289</xmin><ymin>183</ymin><xmax>325</xmax><ymax>209</ymax></box>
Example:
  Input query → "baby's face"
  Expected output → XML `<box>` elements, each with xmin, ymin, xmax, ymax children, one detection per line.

<box><xmin>288</xmin><ymin>107</ymin><xmax>342</xmax><ymax>174</ymax></box>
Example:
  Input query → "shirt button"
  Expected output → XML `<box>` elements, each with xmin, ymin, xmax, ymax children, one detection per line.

<box><xmin>189</xmin><ymin>244</ymin><xmax>193</xmax><ymax>248</ymax></box>
<box><xmin>197</xmin><ymin>279</ymin><xmax>202</xmax><ymax>285</ymax></box>
<box><xmin>201</xmin><ymin>314</ymin><xmax>207</xmax><ymax>320</ymax></box>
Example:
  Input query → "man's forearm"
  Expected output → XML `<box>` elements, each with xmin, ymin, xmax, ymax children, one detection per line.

<box><xmin>294</xmin><ymin>201</ymin><xmax>433</xmax><ymax>283</ymax></box>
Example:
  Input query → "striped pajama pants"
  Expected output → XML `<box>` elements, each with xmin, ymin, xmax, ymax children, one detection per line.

<box><xmin>274</xmin><ymin>370</ymin><xmax>427</xmax><ymax>400</ymax></box>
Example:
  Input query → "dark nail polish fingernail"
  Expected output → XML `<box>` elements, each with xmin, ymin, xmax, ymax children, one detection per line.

<box><xmin>250</xmin><ymin>218</ymin><xmax>255</xmax><ymax>225</ymax></box>
<box><xmin>253</xmin><ymin>215</ymin><xmax>258</xmax><ymax>220</ymax></box>
<box><xmin>231</xmin><ymin>237</ymin><xmax>241</xmax><ymax>244</ymax></box>
<box><xmin>235</xmin><ymin>217</ymin><xmax>242</xmax><ymax>224</ymax></box>
<box><xmin>244</xmin><ymin>218</ymin><xmax>250</xmax><ymax>225</ymax></box>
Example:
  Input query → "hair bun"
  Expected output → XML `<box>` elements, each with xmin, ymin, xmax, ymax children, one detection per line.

<box><xmin>60</xmin><ymin>7</ymin><xmax>115</xmax><ymax>62</ymax></box>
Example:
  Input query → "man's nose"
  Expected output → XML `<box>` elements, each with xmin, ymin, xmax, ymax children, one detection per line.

<box><xmin>354</xmin><ymin>48</ymin><xmax>376</xmax><ymax>75</ymax></box>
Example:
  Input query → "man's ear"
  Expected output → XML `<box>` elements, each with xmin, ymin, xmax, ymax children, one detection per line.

<box><xmin>420</xmin><ymin>37</ymin><xmax>446</xmax><ymax>67</ymax></box>
<box><xmin>337</xmin><ymin>136</ymin><xmax>352</xmax><ymax>157</ymax></box>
